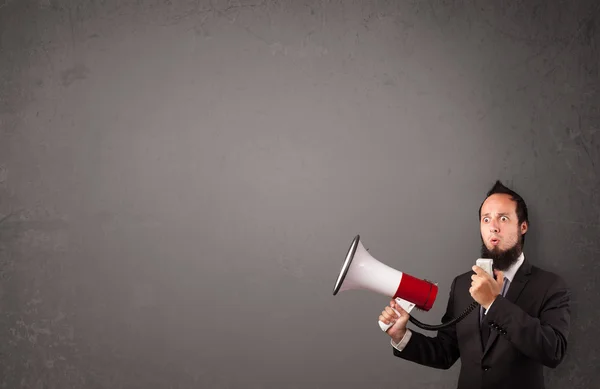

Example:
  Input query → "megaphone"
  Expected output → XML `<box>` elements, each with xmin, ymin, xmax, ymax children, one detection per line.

<box><xmin>333</xmin><ymin>235</ymin><xmax>477</xmax><ymax>332</ymax></box>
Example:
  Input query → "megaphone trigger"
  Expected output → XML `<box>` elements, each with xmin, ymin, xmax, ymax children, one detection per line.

<box><xmin>378</xmin><ymin>298</ymin><xmax>416</xmax><ymax>332</ymax></box>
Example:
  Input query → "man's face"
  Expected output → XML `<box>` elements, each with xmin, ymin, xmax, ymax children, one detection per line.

<box><xmin>479</xmin><ymin>193</ymin><xmax>528</xmax><ymax>270</ymax></box>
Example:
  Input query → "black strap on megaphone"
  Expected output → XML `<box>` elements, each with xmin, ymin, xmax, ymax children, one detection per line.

<box><xmin>407</xmin><ymin>301</ymin><xmax>479</xmax><ymax>331</ymax></box>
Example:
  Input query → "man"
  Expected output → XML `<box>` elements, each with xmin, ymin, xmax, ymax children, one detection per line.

<box><xmin>379</xmin><ymin>180</ymin><xmax>571</xmax><ymax>389</ymax></box>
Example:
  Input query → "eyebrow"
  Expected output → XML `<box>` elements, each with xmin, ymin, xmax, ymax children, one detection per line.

<box><xmin>481</xmin><ymin>213</ymin><xmax>510</xmax><ymax>217</ymax></box>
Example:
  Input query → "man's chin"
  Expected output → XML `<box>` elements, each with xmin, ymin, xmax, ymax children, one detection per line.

<box><xmin>482</xmin><ymin>246</ymin><xmax>502</xmax><ymax>257</ymax></box>
<box><xmin>489</xmin><ymin>246</ymin><xmax>504</xmax><ymax>255</ymax></box>
<box><xmin>480</xmin><ymin>243</ymin><xmax>521</xmax><ymax>271</ymax></box>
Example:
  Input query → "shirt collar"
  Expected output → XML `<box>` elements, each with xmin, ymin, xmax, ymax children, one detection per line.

<box><xmin>502</xmin><ymin>252</ymin><xmax>524</xmax><ymax>282</ymax></box>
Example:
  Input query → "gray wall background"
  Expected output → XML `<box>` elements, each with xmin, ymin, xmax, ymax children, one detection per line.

<box><xmin>1</xmin><ymin>0</ymin><xmax>599</xmax><ymax>388</ymax></box>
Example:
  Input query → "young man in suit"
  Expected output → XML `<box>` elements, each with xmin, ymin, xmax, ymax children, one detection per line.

<box><xmin>379</xmin><ymin>180</ymin><xmax>571</xmax><ymax>389</ymax></box>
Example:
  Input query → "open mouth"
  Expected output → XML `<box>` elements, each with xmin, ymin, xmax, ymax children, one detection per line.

<box><xmin>490</xmin><ymin>237</ymin><xmax>500</xmax><ymax>245</ymax></box>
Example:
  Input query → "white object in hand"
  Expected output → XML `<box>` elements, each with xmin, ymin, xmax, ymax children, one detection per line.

<box><xmin>378</xmin><ymin>297</ymin><xmax>416</xmax><ymax>332</ymax></box>
<box><xmin>476</xmin><ymin>258</ymin><xmax>494</xmax><ymax>276</ymax></box>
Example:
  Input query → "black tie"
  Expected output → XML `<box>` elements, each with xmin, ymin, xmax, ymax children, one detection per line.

<box><xmin>480</xmin><ymin>277</ymin><xmax>509</xmax><ymax>347</ymax></box>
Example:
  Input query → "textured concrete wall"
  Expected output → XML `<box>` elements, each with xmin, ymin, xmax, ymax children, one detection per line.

<box><xmin>1</xmin><ymin>1</ymin><xmax>598</xmax><ymax>388</ymax></box>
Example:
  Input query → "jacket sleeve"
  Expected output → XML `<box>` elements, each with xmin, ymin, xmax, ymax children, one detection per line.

<box><xmin>392</xmin><ymin>276</ymin><xmax>460</xmax><ymax>369</ymax></box>
<box><xmin>484</xmin><ymin>274</ymin><xmax>571</xmax><ymax>368</ymax></box>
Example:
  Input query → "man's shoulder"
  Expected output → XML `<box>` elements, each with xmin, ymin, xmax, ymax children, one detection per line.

<box><xmin>529</xmin><ymin>263</ymin><xmax>569</xmax><ymax>289</ymax></box>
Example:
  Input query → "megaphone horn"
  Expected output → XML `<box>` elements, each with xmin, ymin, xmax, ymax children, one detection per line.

<box><xmin>332</xmin><ymin>235</ymin><xmax>437</xmax><ymax>311</ymax></box>
<box><xmin>333</xmin><ymin>235</ymin><xmax>478</xmax><ymax>332</ymax></box>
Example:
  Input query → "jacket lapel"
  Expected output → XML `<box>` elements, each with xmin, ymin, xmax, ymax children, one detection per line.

<box><xmin>475</xmin><ymin>301</ymin><xmax>486</xmax><ymax>355</ymax></box>
<box><xmin>482</xmin><ymin>258</ymin><xmax>532</xmax><ymax>357</ymax></box>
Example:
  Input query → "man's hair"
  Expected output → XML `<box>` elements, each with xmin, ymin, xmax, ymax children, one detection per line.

<box><xmin>479</xmin><ymin>180</ymin><xmax>529</xmax><ymax>245</ymax></box>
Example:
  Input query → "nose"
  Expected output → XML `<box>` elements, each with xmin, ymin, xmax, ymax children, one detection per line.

<box><xmin>490</xmin><ymin>220</ymin><xmax>500</xmax><ymax>233</ymax></box>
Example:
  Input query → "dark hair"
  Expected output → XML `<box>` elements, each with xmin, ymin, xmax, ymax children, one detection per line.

<box><xmin>479</xmin><ymin>180</ymin><xmax>529</xmax><ymax>244</ymax></box>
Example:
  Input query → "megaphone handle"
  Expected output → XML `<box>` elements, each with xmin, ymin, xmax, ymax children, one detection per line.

<box><xmin>378</xmin><ymin>298</ymin><xmax>415</xmax><ymax>332</ymax></box>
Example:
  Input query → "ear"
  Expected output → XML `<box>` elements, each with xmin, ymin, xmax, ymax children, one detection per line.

<box><xmin>520</xmin><ymin>221</ymin><xmax>528</xmax><ymax>234</ymax></box>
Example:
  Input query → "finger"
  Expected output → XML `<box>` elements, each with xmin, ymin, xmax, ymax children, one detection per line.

<box><xmin>472</xmin><ymin>266</ymin><xmax>490</xmax><ymax>278</ymax></box>
<box><xmin>385</xmin><ymin>306</ymin><xmax>399</xmax><ymax>317</ymax></box>
<box><xmin>383</xmin><ymin>308</ymin><xmax>394</xmax><ymax>318</ymax></box>
<box><xmin>379</xmin><ymin>315</ymin><xmax>390</xmax><ymax>324</ymax></box>
<box><xmin>496</xmin><ymin>276</ymin><xmax>505</xmax><ymax>289</ymax></box>
<box><xmin>383</xmin><ymin>312</ymin><xmax>398</xmax><ymax>323</ymax></box>
<box><xmin>494</xmin><ymin>270</ymin><xmax>504</xmax><ymax>281</ymax></box>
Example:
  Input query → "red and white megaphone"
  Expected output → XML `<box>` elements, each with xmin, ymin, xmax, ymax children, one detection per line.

<box><xmin>333</xmin><ymin>235</ymin><xmax>446</xmax><ymax>332</ymax></box>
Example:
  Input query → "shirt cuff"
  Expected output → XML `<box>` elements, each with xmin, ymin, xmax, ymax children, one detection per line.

<box><xmin>484</xmin><ymin>299</ymin><xmax>496</xmax><ymax>314</ymax></box>
<box><xmin>390</xmin><ymin>329</ymin><xmax>412</xmax><ymax>352</ymax></box>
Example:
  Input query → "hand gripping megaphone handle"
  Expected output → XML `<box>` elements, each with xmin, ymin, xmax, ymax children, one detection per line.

<box><xmin>378</xmin><ymin>297</ymin><xmax>416</xmax><ymax>332</ymax></box>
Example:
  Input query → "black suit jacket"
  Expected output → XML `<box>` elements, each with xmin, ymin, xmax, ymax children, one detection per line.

<box><xmin>393</xmin><ymin>258</ymin><xmax>571</xmax><ymax>389</ymax></box>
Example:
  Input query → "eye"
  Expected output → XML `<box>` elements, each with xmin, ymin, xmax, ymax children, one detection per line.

<box><xmin>501</xmin><ymin>216</ymin><xmax>508</xmax><ymax>222</ymax></box>
<box><xmin>482</xmin><ymin>217</ymin><xmax>490</xmax><ymax>223</ymax></box>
